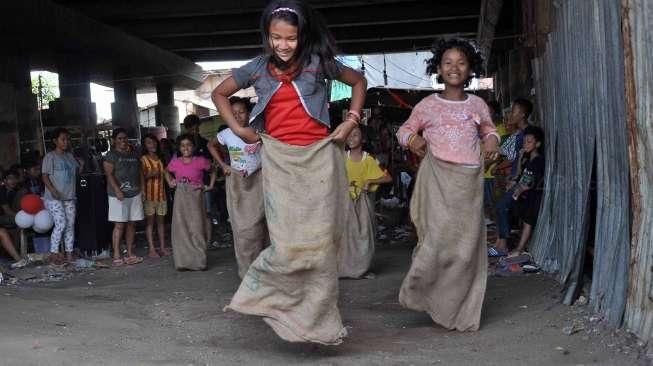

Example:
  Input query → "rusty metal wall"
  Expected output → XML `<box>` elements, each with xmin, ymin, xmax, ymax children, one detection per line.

<box><xmin>623</xmin><ymin>0</ymin><xmax>653</xmax><ymax>341</ymax></box>
<box><xmin>529</xmin><ymin>0</ymin><xmax>630</xmax><ymax>326</ymax></box>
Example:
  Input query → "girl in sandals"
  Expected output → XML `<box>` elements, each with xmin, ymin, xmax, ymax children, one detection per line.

<box><xmin>141</xmin><ymin>134</ymin><xmax>171</xmax><ymax>258</ymax></box>
<box><xmin>103</xmin><ymin>128</ymin><xmax>145</xmax><ymax>267</ymax></box>
<box><xmin>396</xmin><ymin>38</ymin><xmax>499</xmax><ymax>331</ymax></box>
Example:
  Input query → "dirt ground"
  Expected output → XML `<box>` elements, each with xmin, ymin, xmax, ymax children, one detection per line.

<box><xmin>0</xmin><ymin>233</ymin><xmax>650</xmax><ymax>366</ymax></box>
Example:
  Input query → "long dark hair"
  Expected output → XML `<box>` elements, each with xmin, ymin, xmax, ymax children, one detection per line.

<box><xmin>260</xmin><ymin>0</ymin><xmax>339</xmax><ymax>78</ymax></box>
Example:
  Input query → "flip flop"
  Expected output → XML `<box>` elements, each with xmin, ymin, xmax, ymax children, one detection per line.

<box><xmin>508</xmin><ymin>263</ymin><xmax>522</xmax><ymax>273</ymax></box>
<box><xmin>124</xmin><ymin>256</ymin><xmax>143</xmax><ymax>265</ymax></box>
<box><xmin>112</xmin><ymin>258</ymin><xmax>124</xmax><ymax>267</ymax></box>
<box><xmin>95</xmin><ymin>261</ymin><xmax>111</xmax><ymax>269</ymax></box>
<box><xmin>502</xmin><ymin>252</ymin><xmax>533</xmax><ymax>264</ymax></box>
<box><xmin>522</xmin><ymin>264</ymin><xmax>540</xmax><ymax>273</ymax></box>
<box><xmin>488</xmin><ymin>246</ymin><xmax>508</xmax><ymax>257</ymax></box>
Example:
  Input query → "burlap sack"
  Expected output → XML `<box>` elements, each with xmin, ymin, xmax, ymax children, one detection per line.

<box><xmin>399</xmin><ymin>152</ymin><xmax>487</xmax><ymax>331</ymax></box>
<box><xmin>226</xmin><ymin>169</ymin><xmax>268</xmax><ymax>279</ymax></box>
<box><xmin>171</xmin><ymin>183</ymin><xmax>208</xmax><ymax>270</ymax></box>
<box><xmin>338</xmin><ymin>193</ymin><xmax>375</xmax><ymax>278</ymax></box>
<box><xmin>226</xmin><ymin>135</ymin><xmax>348</xmax><ymax>345</ymax></box>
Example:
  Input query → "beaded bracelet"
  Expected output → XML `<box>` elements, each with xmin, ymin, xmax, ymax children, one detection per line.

<box><xmin>347</xmin><ymin>110</ymin><xmax>361</xmax><ymax>121</ymax></box>
<box><xmin>407</xmin><ymin>134</ymin><xmax>417</xmax><ymax>147</ymax></box>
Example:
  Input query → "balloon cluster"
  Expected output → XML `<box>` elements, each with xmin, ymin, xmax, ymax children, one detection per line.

<box><xmin>14</xmin><ymin>194</ymin><xmax>54</xmax><ymax>233</ymax></box>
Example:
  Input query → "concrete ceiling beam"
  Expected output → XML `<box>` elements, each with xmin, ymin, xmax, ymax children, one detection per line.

<box><xmin>0</xmin><ymin>0</ymin><xmax>203</xmax><ymax>90</ymax></box>
<box><xmin>53</xmin><ymin>0</ymin><xmax>422</xmax><ymax>21</ymax></box>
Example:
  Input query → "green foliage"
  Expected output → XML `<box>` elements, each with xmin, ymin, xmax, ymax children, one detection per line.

<box><xmin>31</xmin><ymin>74</ymin><xmax>59</xmax><ymax>108</ymax></box>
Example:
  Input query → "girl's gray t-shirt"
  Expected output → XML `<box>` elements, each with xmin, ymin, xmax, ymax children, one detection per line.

<box><xmin>42</xmin><ymin>151</ymin><xmax>79</xmax><ymax>201</ymax></box>
<box><xmin>104</xmin><ymin>149</ymin><xmax>142</xmax><ymax>198</ymax></box>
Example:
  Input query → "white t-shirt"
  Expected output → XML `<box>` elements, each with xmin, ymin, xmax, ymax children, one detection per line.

<box><xmin>217</xmin><ymin>128</ymin><xmax>262</xmax><ymax>176</ymax></box>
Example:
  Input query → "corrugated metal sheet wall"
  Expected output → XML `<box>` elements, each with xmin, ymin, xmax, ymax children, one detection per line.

<box><xmin>529</xmin><ymin>0</ymin><xmax>630</xmax><ymax>326</ymax></box>
<box><xmin>623</xmin><ymin>0</ymin><xmax>653</xmax><ymax>341</ymax></box>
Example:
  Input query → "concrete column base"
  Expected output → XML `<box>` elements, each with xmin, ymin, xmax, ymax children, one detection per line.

<box><xmin>155</xmin><ymin>104</ymin><xmax>180</xmax><ymax>140</ymax></box>
<box><xmin>47</xmin><ymin>97</ymin><xmax>97</xmax><ymax>128</ymax></box>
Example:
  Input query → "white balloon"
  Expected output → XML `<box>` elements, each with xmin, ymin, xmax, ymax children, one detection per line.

<box><xmin>33</xmin><ymin>210</ymin><xmax>54</xmax><ymax>233</ymax></box>
<box><xmin>14</xmin><ymin>210</ymin><xmax>35</xmax><ymax>229</ymax></box>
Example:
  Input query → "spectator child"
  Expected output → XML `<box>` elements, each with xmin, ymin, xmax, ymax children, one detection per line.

<box><xmin>141</xmin><ymin>134</ymin><xmax>170</xmax><ymax>258</ymax></box>
<box><xmin>491</xmin><ymin>98</ymin><xmax>534</xmax><ymax>256</ymax></box>
<box><xmin>103</xmin><ymin>128</ymin><xmax>144</xmax><ymax>267</ymax></box>
<box><xmin>509</xmin><ymin>126</ymin><xmax>545</xmax><ymax>256</ymax></box>
<box><xmin>42</xmin><ymin>128</ymin><xmax>81</xmax><ymax>262</ymax></box>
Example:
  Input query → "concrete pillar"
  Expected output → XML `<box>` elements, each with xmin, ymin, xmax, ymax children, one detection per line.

<box><xmin>51</xmin><ymin>54</ymin><xmax>97</xmax><ymax>129</ymax></box>
<box><xmin>156</xmin><ymin>82</ymin><xmax>174</xmax><ymax>105</ymax></box>
<box><xmin>0</xmin><ymin>55</ymin><xmax>39</xmax><ymax>158</ymax></box>
<box><xmin>0</xmin><ymin>81</ymin><xmax>20</xmax><ymax>167</ymax></box>
<box><xmin>155</xmin><ymin>83</ymin><xmax>179</xmax><ymax>139</ymax></box>
<box><xmin>111</xmin><ymin>80</ymin><xmax>140</xmax><ymax>140</ymax></box>
<box><xmin>1</xmin><ymin>55</ymin><xmax>31</xmax><ymax>90</ymax></box>
<box><xmin>58</xmin><ymin>55</ymin><xmax>91</xmax><ymax>100</ymax></box>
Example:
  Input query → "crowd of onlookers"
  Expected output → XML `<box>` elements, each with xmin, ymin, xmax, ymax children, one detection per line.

<box><xmin>483</xmin><ymin>98</ymin><xmax>545</xmax><ymax>257</ymax></box>
<box><xmin>0</xmin><ymin>110</ymin><xmax>236</xmax><ymax>270</ymax></box>
<box><xmin>0</xmin><ymin>94</ymin><xmax>545</xmax><ymax>272</ymax></box>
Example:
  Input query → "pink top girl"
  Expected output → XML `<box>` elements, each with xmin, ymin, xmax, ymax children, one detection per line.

<box><xmin>397</xmin><ymin>93</ymin><xmax>499</xmax><ymax>166</ymax></box>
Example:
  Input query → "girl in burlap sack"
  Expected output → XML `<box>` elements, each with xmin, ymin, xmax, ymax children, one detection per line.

<box><xmin>395</xmin><ymin>38</ymin><xmax>500</xmax><ymax>331</ymax></box>
<box><xmin>339</xmin><ymin>125</ymin><xmax>392</xmax><ymax>279</ymax></box>
<box><xmin>208</xmin><ymin>96</ymin><xmax>267</xmax><ymax>279</ymax></box>
<box><xmin>165</xmin><ymin>134</ymin><xmax>215</xmax><ymax>271</ymax></box>
<box><xmin>210</xmin><ymin>0</ymin><xmax>366</xmax><ymax>345</ymax></box>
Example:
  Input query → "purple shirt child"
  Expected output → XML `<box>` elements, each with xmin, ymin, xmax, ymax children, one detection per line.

<box><xmin>167</xmin><ymin>156</ymin><xmax>211</xmax><ymax>187</ymax></box>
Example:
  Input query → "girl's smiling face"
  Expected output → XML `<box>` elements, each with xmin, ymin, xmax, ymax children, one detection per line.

<box><xmin>346</xmin><ymin>127</ymin><xmax>363</xmax><ymax>150</ymax></box>
<box><xmin>179</xmin><ymin>139</ymin><xmax>195</xmax><ymax>158</ymax></box>
<box><xmin>269</xmin><ymin>19</ymin><xmax>298</xmax><ymax>62</ymax></box>
<box><xmin>437</xmin><ymin>48</ymin><xmax>471</xmax><ymax>88</ymax></box>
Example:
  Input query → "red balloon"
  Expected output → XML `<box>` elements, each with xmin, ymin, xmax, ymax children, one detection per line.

<box><xmin>20</xmin><ymin>194</ymin><xmax>44</xmax><ymax>215</ymax></box>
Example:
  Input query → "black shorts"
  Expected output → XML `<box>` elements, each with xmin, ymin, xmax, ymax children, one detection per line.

<box><xmin>514</xmin><ymin>194</ymin><xmax>542</xmax><ymax>226</ymax></box>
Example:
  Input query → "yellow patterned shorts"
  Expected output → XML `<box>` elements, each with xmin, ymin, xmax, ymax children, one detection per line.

<box><xmin>143</xmin><ymin>200</ymin><xmax>167</xmax><ymax>217</ymax></box>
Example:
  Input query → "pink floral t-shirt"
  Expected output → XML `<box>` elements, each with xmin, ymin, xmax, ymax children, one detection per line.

<box><xmin>396</xmin><ymin>93</ymin><xmax>499</xmax><ymax>166</ymax></box>
<box><xmin>167</xmin><ymin>156</ymin><xmax>211</xmax><ymax>187</ymax></box>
